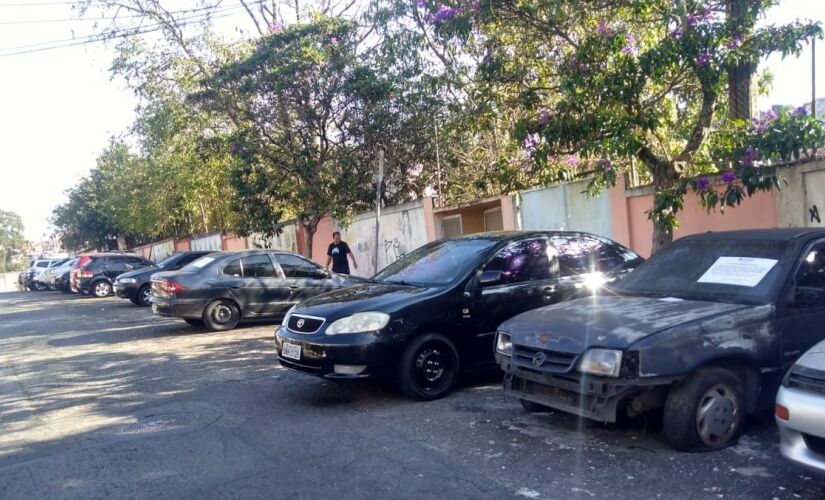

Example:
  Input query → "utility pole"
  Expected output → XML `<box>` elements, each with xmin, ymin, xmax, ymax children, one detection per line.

<box><xmin>814</xmin><ymin>38</ymin><xmax>818</xmax><ymax>157</ymax></box>
<box><xmin>433</xmin><ymin>118</ymin><xmax>442</xmax><ymax>199</ymax></box>
<box><xmin>374</xmin><ymin>149</ymin><xmax>384</xmax><ymax>274</ymax></box>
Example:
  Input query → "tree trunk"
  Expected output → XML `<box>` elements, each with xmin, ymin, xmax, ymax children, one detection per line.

<box><xmin>642</xmin><ymin>154</ymin><xmax>680</xmax><ymax>255</ymax></box>
<box><xmin>727</xmin><ymin>0</ymin><xmax>758</xmax><ymax>121</ymax></box>
<box><xmin>301</xmin><ymin>216</ymin><xmax>319</xmax><ymax>259</ymax></box>
<box><xmin>651</xmin><ymin>222</ymin><xmax>673</xmax><ymax>255</ymax></box>
<box><xmin>116</xmin><ymin>235</ymin><xmax>128</xmax><ymax>251</ymax></box>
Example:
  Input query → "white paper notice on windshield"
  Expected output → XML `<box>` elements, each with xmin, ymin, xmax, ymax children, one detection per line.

<box><xmin>697</xmin><ymin>257</ymin><xmax>778</xmax><ymax>287</ymax></box>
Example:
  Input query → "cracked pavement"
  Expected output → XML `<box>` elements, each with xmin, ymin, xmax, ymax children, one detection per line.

<box><xmin>1</xmin><ymin>290</ymin><xmax>824</xmax><ymax>499</ymax></box>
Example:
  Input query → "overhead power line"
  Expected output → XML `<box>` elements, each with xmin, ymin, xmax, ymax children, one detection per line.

<box><xmin>0</xmin><ymin>3</ymin><xmax>242</xmax><ymax>24</ymax></box>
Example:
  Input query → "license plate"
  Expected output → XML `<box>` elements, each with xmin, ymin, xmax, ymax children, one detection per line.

<box><xmin>282</xmin><ymin>342</ymin><xmax>301</xmax><ymax>360</ymax></box>
<box><xmin>152</xmin><ymin>303</ymin><xmax>158</xmax><ymax>314</ymax></box>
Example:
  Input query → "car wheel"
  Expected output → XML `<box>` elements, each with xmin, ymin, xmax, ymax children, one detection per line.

<box><xmin>202</xmin><ymin>299</ymin><xmax>240</xmax><ymax>331</ymax></box>
<box><xmin>663</xmin><ymin>367</ymin><xmax>746</xmax><ymax>452</ymax></box>
<box><xmin>136</xmin><ymin>285</ymin><xmax>152</xmax><ymax>307</ymax></box>
<box><xmin>92</xmin><ymin>280</ymin><xmax>112</xmax><ymax>298</ymax></box>
<box><xmin>33</xmin><ymin>282</ymin><xmax>47</xmax><ymax>291</ymax></box>
<box><xmin>129</xmin><ymin>297</ymin><xmax>141</xmax><ymax>305</ymax></box>
<box><xmin>520</xmin><ymin>399</ymin><xmax>552</xmax><ymax>412</ymax></box>
<box><xmin>398</xmin><ymin>333</ymin><xmax>460</xmax><ymax>401</ymax></box>
<box><xmin>184</xmin><ymin>318</ymin><xmax>205</xmax><ymax>328</ymax></box>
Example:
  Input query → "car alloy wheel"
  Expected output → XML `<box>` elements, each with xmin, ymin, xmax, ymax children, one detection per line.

<box><xmin>695</xmin><ymin>384</ymin><xmax>739</xmax><ymax>448</ymax></box>
<box><xmin>138</xmin><ymin>285</ymin><xmax>152</xmax><ymax>307</ymax></box>
<box><xmin>93</xmin><ymin>281</ymin><xmax>112</xmax><ymax>298</ymax></box>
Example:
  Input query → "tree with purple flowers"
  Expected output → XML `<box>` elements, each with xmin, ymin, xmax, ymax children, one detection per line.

<box><xmin>436</xmin><ymin>0</ymin><xmax>824</xmax><ymax>252</ymax></box>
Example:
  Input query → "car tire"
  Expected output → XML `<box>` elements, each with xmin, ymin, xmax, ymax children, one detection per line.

<box><xmin>92</xmin><ymin>280</ymin><xmax>112</xmax><ymax>298</ymax></box>
<box><xmin>663</xmin><ymin>367</ymin><xmax>746</xmax><ymax>452</ymax></box>
<box><xmin>398</xmin><ymin>333</ymin><xmax>460</xmax><ymax>401</ymax></box>
<box><xmin>202</xmin><ymin>299</ymin><xmax>240</xmax><ymax>331</ymax></box>
<box><xmin>184</xmin><ymin>318</ymin><xmax>205</xmax><ymax>328</ymax></box>
<box><xmin>33</xmin><ymin>282</ymin><xmax>47</xmax><ymax>291</ymax></box>
<box><xmin>136</xmin><ymin>285</ymin><xmax>152</xmax><ymax>307</ymax></box>
<box><xmin>520</xmin><ymin>399</ymin><xmax>552</xmax><ymax>412</ymax></box>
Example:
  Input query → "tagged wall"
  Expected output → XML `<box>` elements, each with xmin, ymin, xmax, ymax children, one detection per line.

<box><xmin>149</xmin><ymin>239</ymin><xmax>175</xmax><ymax>261</ymax></box>
<box><xmin>190</xmin><ymin>232</ymin><xmax>223</xmax><ymax>252</ymax></box>
<box><xmin>250</xmin><ymin>223</ymin><xmax>300</xmax><ymax>253</ymax></box>
<box><xmin>338</xmin><ymin>200</ymin><xmax>429</xmax><ymax>277</ymax></box>
<box><xmin>518</xmin><ymin>179</ymin><xmax>613</xmax><ymax>238</ymax></box>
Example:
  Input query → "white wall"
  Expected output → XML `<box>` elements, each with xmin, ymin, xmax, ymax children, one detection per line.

<box><xmin>338</xmin><ymin>200</ymin><xmax>429</xmax><ymax>277</ymax></box>
<box><xmin>150</xmin><ymin>239</ymin><xmax>175</xmax><ymax>261</ymax></box>
<box><xmin>190</xmin><ymin>232</ymin><xmax>222</xmax><ymax>252</ymax></box>
<box><xmin>250</xmin><ymin>223</ymin><xmax>299</xmax><ymax>253</ymax></box>
<box><xmin>518</xmin><ymin>179</ymin><xmax>613</xmax><ymax>238</ymax></box>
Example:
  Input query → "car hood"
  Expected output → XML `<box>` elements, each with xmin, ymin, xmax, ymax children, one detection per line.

<box><xmin>116</xmin><ymin>266</ymin><xmax>160</xmax><ymax>280</ymax></box>
<box><xmin>500</xmin><ymin>295</ymin><xmax>753</xmax><ymax>353</ymax></box>
<box><xmin>293</xmin><ymin>282</ymin><xmax>439</xmax><ymax>319</ymax></box>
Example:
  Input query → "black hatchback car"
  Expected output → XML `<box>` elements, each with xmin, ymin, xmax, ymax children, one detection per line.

<box><xmin>496</xmin><ymin>229</ymin><xmax>825</xmax><ymax>451</ymax></box>
<box><xmin>149</xmin><ymin>250</ymin><xmax>359</xmax><ymax>331</ymax></box>
<box><xmin>76</xmin><ymin>253</ymin><xmax>155</xmax><ymax>297</ymax></box>
<box><xmin>275</xmin><ymin>231</ymin><xmax>642</xmax><ymax>400</ymax></box>
<box><xmin>114</xmin><ymin>251</ymin><xmax>214</xmax><ymax>306</ymax></box>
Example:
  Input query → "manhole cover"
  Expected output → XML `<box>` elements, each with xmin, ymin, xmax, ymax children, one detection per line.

<box><xmin>117</xmin><ymin>413</ymin><xmax>191</xmax><ymax>435</ymax></box>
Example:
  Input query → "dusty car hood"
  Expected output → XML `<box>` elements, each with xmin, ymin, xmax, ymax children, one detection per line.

<box><xmin>500</xmin><ymin>295</ymin><xmax>752</xmax><ymax>352</ymax></box>
<box><xmin>293</xmin><ymin>282</ymin><xmax>438</xmax><ymax>319</ymax></box>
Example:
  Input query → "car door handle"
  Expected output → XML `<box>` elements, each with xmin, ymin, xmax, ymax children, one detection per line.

<box><xmin>289</xmin><ymin>285</ymin><xmax>299</xmax><ymax>289</ymax></box>
<box><xmin>542</xmin><ymin>285</ymin><xmax>556</xmax><ymax>295</ymax></box>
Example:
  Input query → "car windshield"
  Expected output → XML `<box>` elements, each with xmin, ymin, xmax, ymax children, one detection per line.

<box><xmin>156</xmin><ymin>254</ymin><xmax>179</xmax><ymax>269</ymax></box>
<box><xmin>615</xmin><ymin>237</ymin><xmax>795</xmax><ymax>304</ymax></box>
<box><xmin>187</xmin><ymin>255</ymin><xmax>217</xmax><ymax>269</ymax></box>
<box><xmin>373</xmin><ymin>238</ymin><xmax>497</xmax><ymax>286</ymax></box>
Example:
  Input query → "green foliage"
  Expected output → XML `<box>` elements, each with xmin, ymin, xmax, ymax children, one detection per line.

<box><xmin>0</xmin><ymin>210</ymin><xmax>26</xmax><ymax>272</ymax></box>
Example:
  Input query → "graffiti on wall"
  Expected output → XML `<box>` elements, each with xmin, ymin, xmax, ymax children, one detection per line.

<box><xmin>811</xmin><ymin>205</ymin><xmax>821</xmax><ymax>224</ymax></box>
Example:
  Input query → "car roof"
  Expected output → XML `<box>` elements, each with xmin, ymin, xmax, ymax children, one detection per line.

<box><xmin>677</xmin><ymin>228</ymin><xmax>825</xmax><ymax>242</ymax></box>
<box><xmin>446</xmin><ymin>230</ymin><xmax>616</xmax><ymax>243</ymax></box>
<box><xmin>207</xmin><ymin>249</ymin><xmax>306</xmax><ymax>259</ymax></box>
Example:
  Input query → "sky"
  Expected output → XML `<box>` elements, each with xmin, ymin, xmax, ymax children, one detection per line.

<box><xmin>0</xmin><ymin>0</ymin><xmax>823</xmax><ymax>242</ymax></box>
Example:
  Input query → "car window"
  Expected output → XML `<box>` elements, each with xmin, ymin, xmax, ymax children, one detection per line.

<box><xmin>240</xmin><ymin>255</ymin><xmax>278</xmax><ymax>278</ymax></box>
<box><xmin>276</xmin><ymin>254</ymin><xmax>321</xmax><ymax>279</ymax></box>
<box><xmin>179</xmin><ymin>253</ymin><xmax>206</xmax><ymax>266</ymax></box>
<box><xmin>483</xmin><ymin>238</ymin><xmax>553</xmax><ymax>284</ymax></box>
<box><xmin>794</xmin><ymin>242</ymin><xmax>825</xmax><ymax>291</ymax></box>
<box><xmin>223</xmin><ymin>259</ymin><xmax>242</xmax><ymax>277</ymax></box>
<box><xmin>374</xmin><ymin>238</ymin><xmax>497</xmax><ymax>286</ymax></box>
<box><xmin>35</xmin><ymin>261</ymin><xmax>49</xmax><ymax>268</ymax></box>
<box><xmin>550</xmin><ymin>236</ymin><xmax>625</xmax><ymax>276</ymax></box>
<box><xmin>128</xmin><ymin>256</ymin><xmax>149</xmax><ymax>266</ymax></box>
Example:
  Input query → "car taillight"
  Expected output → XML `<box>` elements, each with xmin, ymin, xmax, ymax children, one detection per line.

<box><xmin>79</xmin><ymin>269</ymin><xmax>94</xmax><ymax>278</ymax></box>
<box><xmin>157</xmin><ymin>280</ymin><xmax>184</xmax><ymax>296</ymax></box>
<box><xmin>776</xmin><ymin>404</ymin><xmax>790</xmax><ymax>421</ymax></box>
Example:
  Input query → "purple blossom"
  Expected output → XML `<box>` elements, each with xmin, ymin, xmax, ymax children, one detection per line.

<box><xmin>741</xmin><ymin>146</ymin><xmax>759</xmax><ymax>165</ymax></box>
<box><xmin>695</xmin><ymin>51</ymin><xmax>712</xmax><ymax>67</ymax></box>
<box><xmin>764</xmin><ymin>109</ymin><xmax>778</xmax><ymax>121</ymax></box>
<box><xmin>428</xmin><ymin>4</ymin><xmax>459</xmax><ymax>24</ymax></box>
<box><xmin>522</xmin><ymin>132</ymin><xmax>541</xmax><ymax>153</ymax></box>
<box><xmin>330</xmin><ymin>37</ymin><xmax>339</xmax><ymax>45</ymax></box>
<box><xmin>621</xmin><ymin>33</ymin><xmax>636</xmax><ymax>55</ymax></box>
<box><xmin>597</xmin><ymin>159</ymin><xmax>612</xmax><ymax>171</ymax></box>
<box><xmin>670</xmin><ymin>27</ymin><xmax>683</xmax><ymax>39</ymax></box>
<box><xmin>538</xmin><ymin>108</ymin><xmax>551</xmax><ymax>125</ymax></box>
<box><xmin>596</xmin><ymin>20</ymin><xmax>613</xmax><ymax>36</ymax></box>
<box><xmin>267</xmin><ymin>22</ymin><xmax>283</xmax><ymax>34</ymax></box>
<box><xmin>697</xmin><ymin>175</ymin><xmax>710</xmax><ymax>190</ymax></box>
<box><xmin>408</xmin><ymin>163</ymin><xmax>423</xmax><ymax>177</ymax></box>
<box><xmin>727</xmin><ymin>36</ymin><xmax>742</xmax><ymax>49</ymax></box>
<box><xmin>518</xmin><ymin>160</ymin><xmax>532</xmax><ymax>173</ymax></box>
<box><xmin>721</xmin><ymin>171</ymin><xmax>737</xmax><ymax>184</ymax></box>
<box><xmin>794</xmin><ymin>105</ymin><xmax>809</xmax><ymax>117</ymax></box>
<box><xmin>469</xmin><ymin>0</ymin><xmax>482</xmax><ymax>12</ymax></box>
<box><xmin>231</xmin><ymin>143</ymin><xmax>249</xmax><ymax>155</ymax></box>
<box><xmin>686</xmin><ymin>9</ymin><xmax>712</xmax><ymax>27</ymax></box>
<box><xmin>416</xmin><ymin>0</ymin><xmax>428</xmax><ymax>7</ymax></box>
<box><xmin>566</xmin><ymin>154</ymin><xmax>579</xmax><ymax>167</ymax></box>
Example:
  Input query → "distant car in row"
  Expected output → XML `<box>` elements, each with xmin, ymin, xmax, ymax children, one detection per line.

<box><xmin>275</xmin><ymin>231</ymin><xmax>642</xmax><ymax>400</ymax></box>
<box><xmin>21</xmin><ymin>258</ymin><xmax>66</xmax><ymax>291</ymax></box>
<box><xmin>114</xmin><ymin>251</ymin><xmax>214</xmax><ymax>306</ymax></box>
<box><xmin>43</xmin><ymin>257</ymin><xmax>79</xmax><ymax>292</ymax></box>
<box><xmin>72</xmin><ymin>253</ymin><xmax>155</xmax><ymax>297</ymax></box>
<box><xmin>150</xmin><ymin>250</ymin><xmax>360</xmax><ymax>331</ymax></box>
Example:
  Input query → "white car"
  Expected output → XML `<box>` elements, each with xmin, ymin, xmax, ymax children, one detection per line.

<box><xmin>776</xmin><ymin>338</ymin><xmax>825</xmax><ymax>475</ymax></box>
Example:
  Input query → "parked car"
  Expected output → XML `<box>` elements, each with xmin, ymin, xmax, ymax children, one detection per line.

<box><xmin>24</xmin><ymin>259</ymin><xmax>64</xmax><ymax>291</ymax></box>
<box><xmin>75</xmin><ymin>253</ymin><xmax>155</xmax><ymax>298</ymax></box>
<box><xmin>496</xmin><ymin>228</ymin><xmax>825</xmax><ymax>452</ymax></box>
<box><xmin>149</xmin><ymin>250</ymin><xmax>358</xmax><ymax>331</ymax></box>
<box><xmin>776</xmin><ymin>338</ymin><xmax>825</xmax><ymax>475</ymax></box>
<box><xmin>43</xmin><ymin>257</ymin><xmax>79</xmax><ymax>291</ymax></box>
<box><xmin>114</xmin><ymin>251</ymin><xmax>214</xmax><ymax>306</ymax></box>
<box><xmin>274</xmin><ymin>231</ymin><xmax>642</xmax><ymax>400</ymax></box>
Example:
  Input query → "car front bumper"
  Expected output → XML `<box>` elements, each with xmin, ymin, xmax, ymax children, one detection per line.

<box><xmin>114</xmin><ymin>282</ymin><xmax>139</xmax><ymax>299</ymax></box>
<box><xmin>497</xmin><ymin>353</ymin><xmax>672</xmax><ymax>423</ymax></box>
<box><xmin>149</xmin><ymin>295</ymin><xmax>208</xmax><ymax>319</ymax></box>
<box><xmin>274</xmin><ymin>326</ymin><xmax>401</xmax><ymax>381</ymax></box>
<box><xmin>777</xmin><ymin>385</ymin><xmax>825</xmax><ymax>475</ymax></box>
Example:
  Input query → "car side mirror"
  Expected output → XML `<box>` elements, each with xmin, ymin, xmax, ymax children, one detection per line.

<box><xmin>169</xmin><ymin>264</ymin><xmax>182</xmax><ymax>271</ymax></box>
<box><xmin>313</xmin><ymin>269</ymin><xmax>330</xmax><ymax>279</ymax></box>
<box><xmin>788</xmin><ymin>286</ymin><xmax>825</xmax><ymax>308</ymax></box>
<box><xmin>478</xmin><ymin>270</ymin><xmax>503</xmax><ymax>287</ymax></box>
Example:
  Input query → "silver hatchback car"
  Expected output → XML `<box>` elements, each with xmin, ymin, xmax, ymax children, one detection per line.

<box><xmin>776</xmin><ymin>338</ymin><xmax>825</xmax><ymax>475</ymax></box>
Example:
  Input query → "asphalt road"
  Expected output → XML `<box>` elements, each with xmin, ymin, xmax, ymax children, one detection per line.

<box><xmin>1</xmin><ymin>290</ymin><xmax>824</xmax><ymax>500</ymax></box>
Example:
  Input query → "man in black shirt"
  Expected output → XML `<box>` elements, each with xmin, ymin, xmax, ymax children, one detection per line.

<box><xmin>326</xmin><ymin>231</ymin><xmax>358</xmax><ymax>275</ymax></box>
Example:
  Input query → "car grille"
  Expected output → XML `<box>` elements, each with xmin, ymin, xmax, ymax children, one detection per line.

<box><xmin>803</xmin><ymin>434</ymin><xmax>825</xmax><ymax>456</ymax></box>
<box><xmin>512</xmin><ymin>344</ymin><xmax>578</xmax><ymax>373</ymax></box>
<box><xmin>287</xmin><ymin>315</ymin><xmax>325</xmax><ymax>334</ymax></box>
<box><xmin>786</xmin><ymin>366</ymin><xmax>825</xmax><ymax>396</ymax></box>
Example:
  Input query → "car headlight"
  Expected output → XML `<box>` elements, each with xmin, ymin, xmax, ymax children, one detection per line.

<box><xmin>326</xmin><ymin>312</ymin><xmax>390</xmax><ymax>335</ymax></box>
<box><xmin>495</xmin><ymin>331</ymin><xmax>512</xmax><ymax>356</ymax></box>
<box><xmin>578</xmin><ymin>348</ymin><xmax>623</xmax><ymax>377</ymax></box>
<box><xmin>119</xmin><ymin>278</ymin><xmax>137</xmax><ymax>284</ymax></box>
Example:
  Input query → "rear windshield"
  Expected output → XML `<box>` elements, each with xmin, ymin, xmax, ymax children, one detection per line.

<box><xmin>615</xmin><ymin>238</ymin><xmax>794</xmax><ymax>304</ymax></box>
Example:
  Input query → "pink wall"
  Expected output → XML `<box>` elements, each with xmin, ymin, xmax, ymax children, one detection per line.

<box><xmin>221</xmin><ymin>234</ymin><xmax>248</xmax><ymax>251</ymax></box>
<box><xmin>624</xmin><ymin>188</ymin><xmax>778</xmax><ymax>258</ymax></box>
<box><xmin>174</xmin><ymin>239</ymin><xmax>191</xmax><ymax>252</ymax></box>
<box><xmin>311</xmin><ymin>217</ymin><xmax>337</xmax><ymax>265</ymax></box>
<box><xmin>500</xmin><ymin>195</ymin><xmax>516</xmax><ymax>230</ymax></box>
